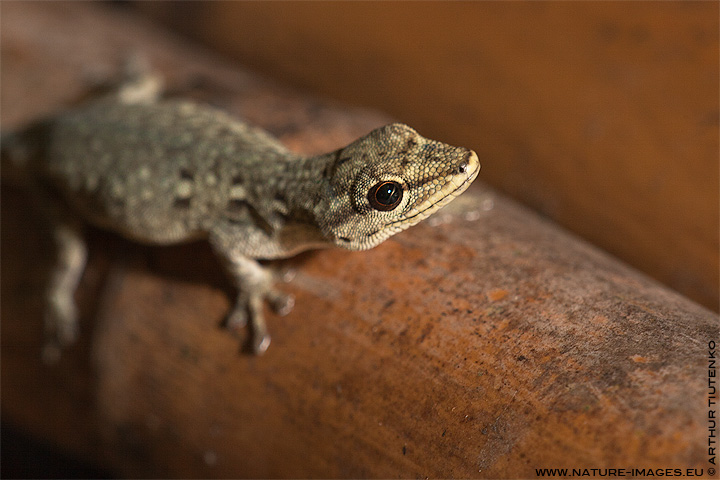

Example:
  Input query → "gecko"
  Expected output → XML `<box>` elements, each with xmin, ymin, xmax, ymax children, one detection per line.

<box><xmin>2</xmin><ymin>67</ymin><xmax>480</xmax><ymax>358</ymax></box>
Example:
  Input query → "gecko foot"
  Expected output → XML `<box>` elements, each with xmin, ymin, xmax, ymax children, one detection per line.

<box><xmin>42</xmin><ymin>294</ymin><xmax>80</xmax><ymax>364</ymax></box>
<box><xmin>225</xmin><ymin>287</ymin><xmax>291</xmax><ymax>355</ymax></box>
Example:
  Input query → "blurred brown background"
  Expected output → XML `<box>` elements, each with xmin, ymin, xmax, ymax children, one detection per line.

<box><xmin>138</xmin><ymin>1</ymin><xmax>719</xmax><ymax>312</ymax></box>
<box><xmin>2</xmin><ymin>3</ymin><xmax>717</xmax><ymax>478</ymax></box>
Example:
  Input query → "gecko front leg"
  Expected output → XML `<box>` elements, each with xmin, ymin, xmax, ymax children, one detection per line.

<box><xmin>209</xmin><ymin>235</ymin><xmax>294</xmax><ymax>354</ymax></box>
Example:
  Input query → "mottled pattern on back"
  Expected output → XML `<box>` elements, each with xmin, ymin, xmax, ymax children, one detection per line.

<box><xmin>44</xmin><ymin>99</ymin><xmax>299</xmax><ymax>243</ymax></box>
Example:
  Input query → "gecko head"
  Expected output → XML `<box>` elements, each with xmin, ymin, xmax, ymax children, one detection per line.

<box><xmin>322</xmin><ymin>123</ymin><xmax>480</xmax><ymax>251</ymax></box>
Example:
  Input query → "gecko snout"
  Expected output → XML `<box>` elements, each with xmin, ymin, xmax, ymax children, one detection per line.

<box><xmin>457</xmin><ymin>150</ymin><xmax>480</xmax><ymax>176</ymax></box>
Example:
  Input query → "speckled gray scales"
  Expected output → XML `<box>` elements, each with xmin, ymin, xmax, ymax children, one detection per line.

<box><xmin>5</xmin><ymin>70</ymin><xmax>480</xmax><ymax>356</ymax></box>
<box><xmin>47</xmin><ymin>100</ymin><xmax>310</xmax><ymax>250</ymax></box>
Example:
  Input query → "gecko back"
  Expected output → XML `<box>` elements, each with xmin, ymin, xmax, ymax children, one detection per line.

<box><xmin>4</xmin><ymin>97</ymin><xmax>298</xmax><ymax>245</ymax></box>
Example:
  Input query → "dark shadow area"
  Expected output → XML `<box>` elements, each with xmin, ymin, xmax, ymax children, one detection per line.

<box><xmin>1</xmin><ymin>422</ymin><xmax>114</xmax><ymax>479</ymax></box>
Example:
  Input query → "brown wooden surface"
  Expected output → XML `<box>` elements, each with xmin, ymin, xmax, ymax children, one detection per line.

<box><xmin>1</xmin><ymin>3</ymin><xmax>718</xmax><ymax>478</ymax></box>
<box><xmin>139</xmin><ymin>1</ymin><xmax>720</xmax><ymax>313</ymax></box>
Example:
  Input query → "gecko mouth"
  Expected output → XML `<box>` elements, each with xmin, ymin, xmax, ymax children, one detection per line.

<box><xmin>388</xmin><ymin>160</ymin><xmax>479</xmax><ymax>228</ymax></box>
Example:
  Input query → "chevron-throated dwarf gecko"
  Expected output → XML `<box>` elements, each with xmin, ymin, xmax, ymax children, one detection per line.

<box><xmin>2</xmin><ymin>68</ymin><xmax>479</xmax><ymax>358</ymax></box>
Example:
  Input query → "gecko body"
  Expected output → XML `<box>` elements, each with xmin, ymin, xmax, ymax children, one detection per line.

<box><xmin>3</xmin><ymin>70</ymin><xmax>480</xmax><ymax>356</ymax></box>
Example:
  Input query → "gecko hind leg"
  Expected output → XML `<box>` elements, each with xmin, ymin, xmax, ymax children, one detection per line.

<box><xmin>42</xmin><ymin>220</ymin><xmax>88</xmax><ymax>363</ymax></box>
<box><xmin>26</xmin><ymin>182</ymin><xmax>89</xmax><ymax>363</ymax></box>
<box><xmin>115</xmin><ymin>54</ymin><xmax>164</xmax><ymax>105</ymax></box>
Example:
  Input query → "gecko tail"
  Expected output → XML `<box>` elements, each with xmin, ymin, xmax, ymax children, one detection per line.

<box><xmin>1</xmin><ymin>120</ymin><xmax>51</xmax><ymax>186</ymax></box>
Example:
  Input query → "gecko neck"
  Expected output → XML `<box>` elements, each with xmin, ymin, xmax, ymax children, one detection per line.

<box><xmin>274</xmin><ymin>151</ymin><xmax>336</xmax><ymax>224</ymax></box>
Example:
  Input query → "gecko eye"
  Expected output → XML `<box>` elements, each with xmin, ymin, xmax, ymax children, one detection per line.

<box><xmin>368</xmin><ymin>181</ymin><xmax>403</xmax><ymax>211</ymax></box>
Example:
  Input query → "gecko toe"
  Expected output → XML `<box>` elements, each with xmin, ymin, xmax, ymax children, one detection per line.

<box><xmin>225</xmin><ymin>306</ymin><xmax>248</xmax><ymax>331</ymax></box>
<box><xmin>268</xmin><ymin>290</ymin><xmax>294</xmax><ymax>316</ymax></box>
<box><xmin>250</xmin><ymin>332</ymin><xmax>271</xmax><ymax>355</ymax></box>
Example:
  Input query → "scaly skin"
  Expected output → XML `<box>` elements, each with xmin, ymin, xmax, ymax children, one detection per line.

<box><xmin>3</xmin><ymin>71</ymin><xmax>480</xmax><ymax>356</ymax></box>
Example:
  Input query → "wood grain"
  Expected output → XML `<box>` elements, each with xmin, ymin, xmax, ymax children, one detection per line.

<box><xmin>1</xmin><ymin>3</ymin><xmax>717</xmax><ymax>478</ymax></box>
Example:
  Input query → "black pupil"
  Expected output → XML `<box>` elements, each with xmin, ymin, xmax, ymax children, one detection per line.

<box><xmin>376</xmin><ymin>182</ymin><xmax>400</xmax><ymax>206</ymax></box>
<box><xmin>368</xmin><ymin>181</ymin><xmax>403</xmax><ymax>211</ymax></box>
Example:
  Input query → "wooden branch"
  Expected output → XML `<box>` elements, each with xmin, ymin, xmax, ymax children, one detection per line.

<box><xmin>1</xmin><ymin>3</ymin><xmax>716</xmax><ymax>478</ymax></box>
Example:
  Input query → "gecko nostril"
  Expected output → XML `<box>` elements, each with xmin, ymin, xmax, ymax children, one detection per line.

<box><xmin>457</xmin><ymin>161</ymin><xmax>468</xmax><ymax>174</ymax></box>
